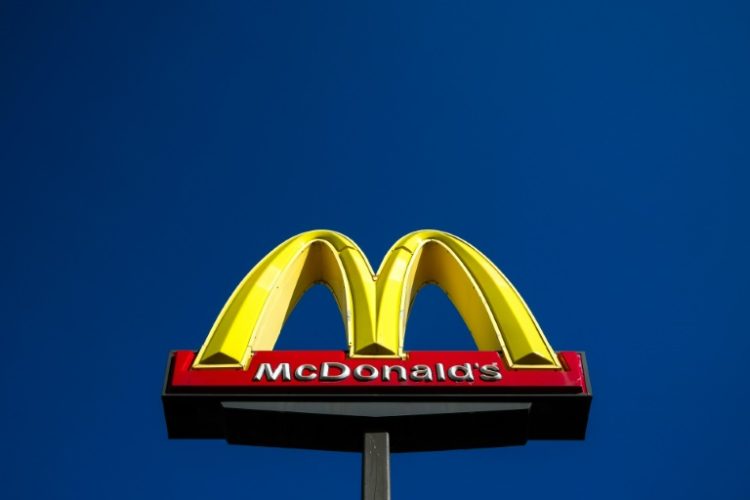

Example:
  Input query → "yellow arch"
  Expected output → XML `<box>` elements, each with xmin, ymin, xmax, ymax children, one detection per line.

<box><xmin>193</xmin><ymin>230</ymin><xmax>561</xmax><ymax>370</ymax></box>
<box><xmin>375</xmin><ymin>231</ymin><xmax>560</xmax><ymax>368</ymax></box>
<box><xmin>192</xmin><ymin>231</ymin><xmax>381</xmax><ymax>369</ymax></box>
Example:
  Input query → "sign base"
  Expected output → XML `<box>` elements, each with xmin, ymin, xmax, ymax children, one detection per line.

<box><xmin>162</xmin><ymin>351</ymin><xmax>591</xmax><ymax>451</ymax></box>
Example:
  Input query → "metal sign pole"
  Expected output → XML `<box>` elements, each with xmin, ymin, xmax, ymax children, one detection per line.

<box><xmin>362</xmin><ymin>432</ymin><xmax>390</xmax><ymax>500</ymax></box>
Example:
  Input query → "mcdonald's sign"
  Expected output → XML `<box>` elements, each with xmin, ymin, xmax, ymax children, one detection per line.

<box><xmin>163</xmin><ymin>230</ymin><xmax>591</xmax><ymax>452</ymax></box>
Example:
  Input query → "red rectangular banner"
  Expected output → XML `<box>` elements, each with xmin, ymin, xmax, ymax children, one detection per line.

<box><xmin>169</xmin><ymin>350</ymin><xmax>588</xmax><ymax>394</ymax></box>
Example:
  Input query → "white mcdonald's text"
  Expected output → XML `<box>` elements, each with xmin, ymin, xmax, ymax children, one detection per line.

<box><xmin>252</xmin><ymin>361</ymin><xmax>502</xmax><ymax>383</ymax></box>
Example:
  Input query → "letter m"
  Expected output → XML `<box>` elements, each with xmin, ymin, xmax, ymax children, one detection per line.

<box><xmin>253</xmin><ymin>363</ymin><xmax>291</xmax><ymax>381</ymax></box>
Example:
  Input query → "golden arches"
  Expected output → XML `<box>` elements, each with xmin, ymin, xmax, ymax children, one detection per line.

<box><xmin>192</xmin><ymin>230</ymin><xmax>561</xmax><ymax>370</ymax></box>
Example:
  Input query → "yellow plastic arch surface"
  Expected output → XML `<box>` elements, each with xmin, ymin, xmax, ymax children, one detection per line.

<box><xmin>193</xmin><ymin>230</ymin><xmax>561</xmax><ymax>370</ymax></box>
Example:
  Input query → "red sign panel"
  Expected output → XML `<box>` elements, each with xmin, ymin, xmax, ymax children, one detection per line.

<box><xmin>169</xmin><ymin>350</ymin><xmax>588</xmax><ymax>394</ymax></box>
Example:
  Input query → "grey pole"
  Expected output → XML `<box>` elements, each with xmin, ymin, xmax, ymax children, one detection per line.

<box><xmin>362</xmin><ymin>432</ymin><xmax>390</xmax><ymax>500</ymax></box>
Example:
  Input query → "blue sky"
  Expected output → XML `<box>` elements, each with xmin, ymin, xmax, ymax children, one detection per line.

<box><xmin>1</xmin><ymin>1</ymin><xmax>748</xmax><ymax>498</ymax></box>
